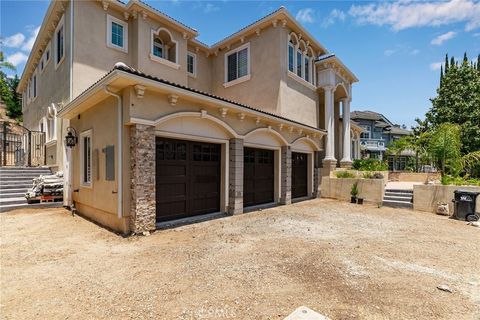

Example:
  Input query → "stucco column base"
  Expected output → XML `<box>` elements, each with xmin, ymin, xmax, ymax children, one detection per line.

<box><xmin>340</xmin><ymin>160</ymin><xmax>353</xmax><ymax>169</ymax></box>
<box><xmin>321</xmin><ymin>159</ymin><xmax>337</xmax><ymax>177</ymax></box>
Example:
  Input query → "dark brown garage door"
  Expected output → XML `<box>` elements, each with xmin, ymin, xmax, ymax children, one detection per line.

<box><xmin>244</xmin><ymin>147</ymin><xmax>274</xmax><ymax>207</ymax></box>
<box><xmin>156</xmin><ymin>138</ymin><xmax>221</xmax><ymax>222</ymax></box>
<box><xmin>292</xmin><ymin>152</ymin><xmax>308</xmax><ymax>199</ymax></box>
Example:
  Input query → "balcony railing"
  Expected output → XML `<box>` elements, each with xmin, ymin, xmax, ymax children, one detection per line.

<box><xmin>360</xmin><ymin>138</ymin><xmax>386</xmax><ymax>151</ymax></box>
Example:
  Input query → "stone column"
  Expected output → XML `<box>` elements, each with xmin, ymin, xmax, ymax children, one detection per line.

<box><xmin>322</xmin><ymin>85</ymin><xmax>337</xmax><ymax>176</ymax></box>
<box><xmin>130</xmin><ymin>124</ymin><xmax>156</xmax><ymax>233</ymax></box>
<box><xmin>228</xmin><ymin>138</ymin><xmax>243</xmax><ymax>215</ymax></box>
<box><xmin>280</xmin><ymin>145</ymin><xmax>292</xmax><ymax>205</ymax></box>
<box><xmin>340</xmin><ymin>98</ymin><xmax>352</xmax><ymax>168</ymax></box>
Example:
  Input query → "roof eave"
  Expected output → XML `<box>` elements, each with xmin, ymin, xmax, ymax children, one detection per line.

<box><xmin>58</xmin><ymin>68</ymin><xmax>326</xmax><ymax>135</ymax></box>
<box><xmin>315</xmin><ymin>56</ymin><xmax>359</xmax><ymax>83</ymax></box>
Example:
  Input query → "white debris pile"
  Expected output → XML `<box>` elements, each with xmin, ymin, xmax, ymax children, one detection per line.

<box><xmin>25</xmin><ymin>171</ymin><xmax>64</xmax><ymax>200</ymax></box>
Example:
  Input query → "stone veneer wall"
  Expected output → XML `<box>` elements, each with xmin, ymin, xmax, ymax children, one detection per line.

<box><xmin>130</xmin><ymin>124</ymin><xmax>156</xmax><ymax>233</ymax></box>
<box><xmin>280</xmin><ymin>146</ymin><xmax>292</xmax><ymax>205</ymax></box>
<box><xmin>228</xmin><ymin>138</ymin><xmax>243</xmax><ymax>215</ymax></box>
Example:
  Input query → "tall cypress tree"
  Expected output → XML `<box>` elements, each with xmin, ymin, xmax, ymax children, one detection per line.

<box><xmin>440</xmin><ymin>65</ymin><xmax>444</xmax><ymax>86</ymax></box>
<box><xmin>444</xmin><ymin>54</ymin><xmax>449</xmax><ymax>74</ymax></box>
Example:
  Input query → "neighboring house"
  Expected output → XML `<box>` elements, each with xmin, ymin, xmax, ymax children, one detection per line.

<box><xmin>350</xmin><ymin>110</ymin><xmax>412</xmax><ymax>170</ymax></box>
<box><xmin>18</xmin><ymin>0</ymin><xmax>361</xmax><ymax>234</ymax></box>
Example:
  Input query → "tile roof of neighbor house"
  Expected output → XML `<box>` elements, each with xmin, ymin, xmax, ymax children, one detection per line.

<box><xmin>63</xmin><ymin>63</ymin><xmax>326</xmax><ymax>133</ymax></box>
<box><xmin>350</xmin><ymin>110</ymin><xmax>411</xmax><ymax>135</ymax></box>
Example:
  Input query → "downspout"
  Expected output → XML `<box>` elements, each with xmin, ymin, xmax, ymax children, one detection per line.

<box><xmin>104</xmin><ymin>86</ymin><xmax>123</xmax><ymax>219</ymax></box>
<box><xmin>64</xmin><ymin>0</ymin><xmax>74</xmax><ymax>207</ymax></box>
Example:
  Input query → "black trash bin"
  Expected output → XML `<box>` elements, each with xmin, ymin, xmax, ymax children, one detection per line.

<box><xmin>452</xmin><ymin>190</ymin><xmax>480</xmax><ymax>221</ymax></box>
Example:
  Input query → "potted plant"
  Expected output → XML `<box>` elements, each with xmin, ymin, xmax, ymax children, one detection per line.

<box><xmin>350</xmin><ymin>182</ymin><xmax>358</xmax><ymax>203</ymax></box>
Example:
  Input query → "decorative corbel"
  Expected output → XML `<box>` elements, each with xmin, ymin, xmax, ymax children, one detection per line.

<box><xmin>289</xmin><ymin>126</ymin><xmax>294</xmax><ymax>133</ymax></box>
<box><xmin>134</xmin><ymin>85</ymin><xmax>146</xmax><ymax>99</ymax></box>
<box><xmin>102</xmin><ymin>1</ymin><xmax>109</xmax><ymax>11</ymax></box>
<box><xmin>195</xmin><ymin>47</ymin><xmax>200</xmax><ymax>53</ymax></box>
<box><xmin>123</xmin><ymin>12</ymin><xmax>130</xmax><ymax>21</ymax></box>
<box><xmin>183</xmin><ymin>32</ymin><xmax>188</xmax><ymax>40</ymax></box>
<box><xmin>240</xmin><ymin>36</ymin><xmax>245</xmax><ymax>43</ymax></box>
<box><xmin>267</xmin><ymin>125</ymin><xmax>272</xmax><ymax>131</ymax></box>
<box><xmin>272</xmin><ymin>19</ymin><xmax>278</xmax><ymax>28</ymax></box>
<box><xmin>131</xmin><ymin>10</ymin><xmax>138</xmax><ymax>19</ymax></box>
<box><xmin>167</xmin><ymin>94</ymin><xmax>178</xmax><ymax>106</ymax></box>
<box><xmin>255</xmin><ymin>28</ymin><xmax>261</xmax><ymax>36</ymax></box>
<box><xmin>298</xmin><ymin>129</ymin><xmax>303</xmax><ymax>135</ymax></box>
<box><xmin>225</xmin><ymin>44</ymin><xmax>231</xmax><ymax>50</ymax></box>
<box><xmin>298</xmin><ymin>34</ymin><xmax>302</xmax><ymax>40</ymax></box>
<box><xmin>278</xmin><ymin>124</ymin><xmax>284</xmax><ymax>131</ymax></box>
<box><xmin>206</xmin><ymin>52</ymin><xmax>210</xmax><ymax>58</ymax></box>
<box><xmin>281</xmin><ymin>19</ymin><xmax>287</xmax><ymax>28</ymax></box>
<box><xmin>141</xmin><ymin>11</ymin><xmax>148</xmax><ymax>20</ymax></box>
<box><xmin>219</xmin><ymin>108</ymin><xmax>228</xmax><ymax>118</ymax></box>
<box><xmin>214</xmin><ymin>49</ymin><xmax>219</xmax><ymax>57</ymax></box>
<box><xmin>237</xmin><ymin>113</ymin><xmax>245</xmax><ymax>121</ymax></box>
<box><xmin>255</xmin><ymin>117</ymin><xmax>261</xmax><ymax>125</ymax></box>
<box><xmin>200</xmin><ymin>109</ymin><xmax>208</xmax><ymax>118</ymax></box>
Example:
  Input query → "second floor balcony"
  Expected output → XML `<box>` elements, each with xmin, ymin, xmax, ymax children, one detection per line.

<box><xmin>360</xmin><ymin>138</ymin><xmax>386</xmax><ymax>152</ymax></box>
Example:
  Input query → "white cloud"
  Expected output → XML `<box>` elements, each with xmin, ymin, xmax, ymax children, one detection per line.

<box><xmin>349</xmin><ymin>0</ymin><xmax>480</xmax><ymax>31</ymax></box>
<box><xmin>6</xmin><ymin>52</ymin><xmax>28</xmax><ymax>66</ymax></box>
<box><xmin>473</xmin><ymin>32</ymin><xmax>480</xmax><ymax>37</ymax></box>
<box><xmin>430</xmin><ymin>62</ymin><xmax>443</xmax><ymax>71</ymax></box>
<box><xmin>296</xmin><ymin>8</ymin><xmax>315</xmax><ymax>24</ymax></box>
<box><xmin>322</xmin><ymin>9</ymin><xmax>346</xmax><ymax>27</ymax></box>
<box><xmin>384</xmin><ymin>49</ymin><xmax>396</xmax><ymax>56</ymax></box>
<box><xmin>431</xmin><ymin>31</ymin><xmax>457</xmax><ymax>45</ymax></box>
<box><xmin>21</xmin><ymin>26</ymin><xmax>40</xmax><ymax>51</ymax></box>
<box><xmin>1</xmin><ymin>33</ymin><xmax>26</xmax><ymax>48</ymax></box>
<box><xmin>203</xmin><ymin>3</ymin><xmax>219</xmax><ymax>13</ymax></box>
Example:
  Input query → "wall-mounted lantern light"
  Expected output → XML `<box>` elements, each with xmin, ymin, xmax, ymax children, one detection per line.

<box><xmin>65</xmin><ymin>127</ymin><xmax>78</xmax><ymax>148</ymax></box>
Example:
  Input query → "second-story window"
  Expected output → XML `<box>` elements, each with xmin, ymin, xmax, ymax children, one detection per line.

<box><xmin>296</xmin><ymin>49</ymin><xmax>302</xmax><ymax>77</ymax></box>
<box><xmin>360</xmin><ymin>125</ymin><xmax>371</xmax><ymax>139</ymax></box>
<box><xmin>55</xmin><ymin>15</ymin><xmax>65</xmax><ymax>68</ymax></box>
<box><xmin>287</xmin><ymin>33</ymin><xmax>315</xmax><ymax>86</ymax></box>
<box><xmin>33</xmin><ymin>73</ymin><xmax>37</xmax><ymax>98</ymax></box>
<box><xmin>288</xmin><ymin>42</ymin><xmax>294</xmax><ymax>72</ymax></box>
<box><xmin>107</xmin><ymin>15</ymin><xmax>128</xmax><ymax>53</ymax></box>
<box><xmin>187</xmin><ymin>52</ymin><xmax>196</xmax><ymax>77</ymax></box>
<box><xmin>153</xmin><ymin>38</ymin><xmax>164</xmax><ymax>58</ymax></box>
<box><xmin>225</xmin><ymin>43</ymin><xmax>250</xmax><ymax>83</ymax></box>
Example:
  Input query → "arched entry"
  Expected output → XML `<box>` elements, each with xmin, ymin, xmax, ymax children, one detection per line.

<box><xmin>243</xmin><ymin>127</ymin><xmax>288</xmax><ymax>207</ymax></box>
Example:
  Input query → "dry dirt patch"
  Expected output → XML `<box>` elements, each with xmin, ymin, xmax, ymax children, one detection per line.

<box><xmin>1</xmin><ymin>199</ymin><xmax>479</xmax><ymax>319</ymax></box>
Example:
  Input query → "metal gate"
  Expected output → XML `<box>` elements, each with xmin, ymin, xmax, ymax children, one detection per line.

<box><xmin>0</xmin><ymin>121</ymin><xmax>45</xmax><ymax>167</ymax></box>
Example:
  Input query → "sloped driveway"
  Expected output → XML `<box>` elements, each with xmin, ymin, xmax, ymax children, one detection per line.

<box><xmin>1</xmin><ymin>199</ymin><xmax>479</xmax><ymax>319</ymax></box>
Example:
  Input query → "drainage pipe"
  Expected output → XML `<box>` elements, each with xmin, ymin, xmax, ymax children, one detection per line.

<box><xmin>104</xmin><ymin>85</ymin><xmax>123</xmax><ymax>219</ymax></box>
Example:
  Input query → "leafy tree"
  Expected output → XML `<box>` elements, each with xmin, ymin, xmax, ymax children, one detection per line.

<box><xmin>424</xmin><ymin>53</ymin><xmax>480</xmax><ymax>155</ymax></box>
<box><xmin>0</xmin><ymin>51</ymin><xmax>22</xmax><ymax>121</ymax></box>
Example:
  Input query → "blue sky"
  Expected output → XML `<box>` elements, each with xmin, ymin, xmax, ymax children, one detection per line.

<box><xmin>1</xmin><ymin>0</ymin><xmax>479</xmax><ymax>127</ymax></box>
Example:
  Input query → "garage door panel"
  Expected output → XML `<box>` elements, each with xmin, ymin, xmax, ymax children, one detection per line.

<box><xmin>244</xmin><ymin>147</ymin><xmax>274</xmax><ymax>207</ymax></box>
<box><xmin>156</xmin><ymin>138</ymin><xmax>220</xmax><ymax>222</ymax></box>
<box><xmin>292</xmin><ymin>152</ymin><xmax>308</xmax><ymax>198</ymax></box>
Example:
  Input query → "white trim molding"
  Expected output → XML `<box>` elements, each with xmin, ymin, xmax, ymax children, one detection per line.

<box><xmin>106</xmin><ymin>14</ymin><xmax>128</xmax><ymax>53</ymax></box>
<box><xmin>223</xmin><ymin>42</ymin><xmax>251</xmax><ymax>87</ymax></box>
<box><xmin>150</xmin><ymin>27</ymin><xmax>179</xmax><ymax>68</ymax></box>
<box><xmin>79</xmin><ymin>129</ymin><xmax>93</xmax><ymax>188</ymax></box>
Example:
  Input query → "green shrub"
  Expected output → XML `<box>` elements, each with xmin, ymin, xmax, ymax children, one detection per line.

<box><xmin>351</xmin><ymin>182</ymin><xmax>359</xmax><ymax>197</ymax></box>
<box><xmin>441</xmin><ymin>175</ymin><xmax>480</xmax><ymax>186</ymax></box>
<box><xmin>335</xmin><ymin>171</ymin><xmax>355</xmax><ymax>178</ymax></box>
<box><xmin>352</xmin><ymin>159</ymin><xmax>388</xmax><ymax>171</ymax></box>
<box><xmin>363</xmin><ymin>172</ymin><xmax>384</xmax><ymax>179</ymax></box>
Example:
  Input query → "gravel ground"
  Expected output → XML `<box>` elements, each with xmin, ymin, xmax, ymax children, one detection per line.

<box><xmin>1</xmin><ymin>199</ymin><xmax>479</xmax><ymax>320</ymax></box>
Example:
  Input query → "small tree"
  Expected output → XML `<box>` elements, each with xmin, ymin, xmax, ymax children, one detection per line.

<box><xmin>427</xmin><ymin>123</ymin><xmax>461</xmax><ymax>174</ymax></box>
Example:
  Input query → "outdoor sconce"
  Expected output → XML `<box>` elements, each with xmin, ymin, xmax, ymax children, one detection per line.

<box><xmin>65</xmin><ymin>127</ymin><xmax>78</xmax><ymax>148</ymax></box>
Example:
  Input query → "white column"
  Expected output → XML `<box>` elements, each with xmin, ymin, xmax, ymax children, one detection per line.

<box><xmin>341</xmin><ymin>98</ymin><xmax>352</xmax><ymax>164</ymax></box>
<box><xmin>324</xmin><ymin>86</ymin><xmax>336</xmax><ymax>161</ymax></box>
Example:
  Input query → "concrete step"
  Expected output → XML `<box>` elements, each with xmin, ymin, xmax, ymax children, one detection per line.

<box><xmin>0</xmin><ymin>176</ymin><xmax>36</xmax><ymax>182</ymax></box>
<box><xmin>385</xmin><ymin>189</ymin><xmax>413</xmax><ymax>194</ymax></box>
<box><xmin>0</xmin><ymin>169</ymin><xmax>51</xmax><ymax>173</ymax></box>
<box><xmin>0</xmin><ymin>197</ymin><xmax>26</xmax><ymax>205</ymax></box>
<box><xmin>0</xmin><ymin>187</ymin><xmax>29</xmax><ymax>194</ymax></box>
<box><xmin>384</xmin><ymin>195</ymin><xmax>413</xmax><ymax>201</ymax></box>
<box><xmin>0</xmin><ymin>201</ymin><xmax>63</xmax><ymax>213</ymax></box>
<box><xmin>382</xmin><ymin>199</ymin><xmax>414</xmax><ymax>209</ymax></box>
<box><xmin>0</xmin><ymin>183</ymin><xmax>32</xmax><ymax>190</ymax></box>
<box><xmin>0</xmin><ymin>192</ymin><xmax>25</xmax><ymax>198</ymax></box>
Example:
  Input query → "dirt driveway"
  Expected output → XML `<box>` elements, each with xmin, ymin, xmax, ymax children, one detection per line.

<box><xmin>1</xmin><ymin>199</ymin><xmax>479</xmax><ymax>319</ymax></box>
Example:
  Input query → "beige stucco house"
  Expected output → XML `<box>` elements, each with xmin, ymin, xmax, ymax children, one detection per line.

<box><xmin>18</xmin><ymin>0</ymin><xmax>362</xmax><ymax>234</ymax></box>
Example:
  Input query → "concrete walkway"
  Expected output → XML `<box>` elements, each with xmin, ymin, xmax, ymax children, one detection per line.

<box><xmin>385</xmin><ymin>181</ymin><xmax>423</xmax><ymax>190</ymax></box>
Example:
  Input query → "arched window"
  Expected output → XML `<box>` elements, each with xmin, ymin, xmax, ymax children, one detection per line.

<box><xmin>153</xmin><ymin>38</ymin><xmax>164</xmax><ymax>58</ymax></box>
<box><xmin>287</xmin><ymin>33</ymin><xmax>314</xmax><ymax>84</ymax></box>
<box><xmin>150</xmin><ymin>28</ymin><xmax>178</xmax><ymax>67</ymax></box>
